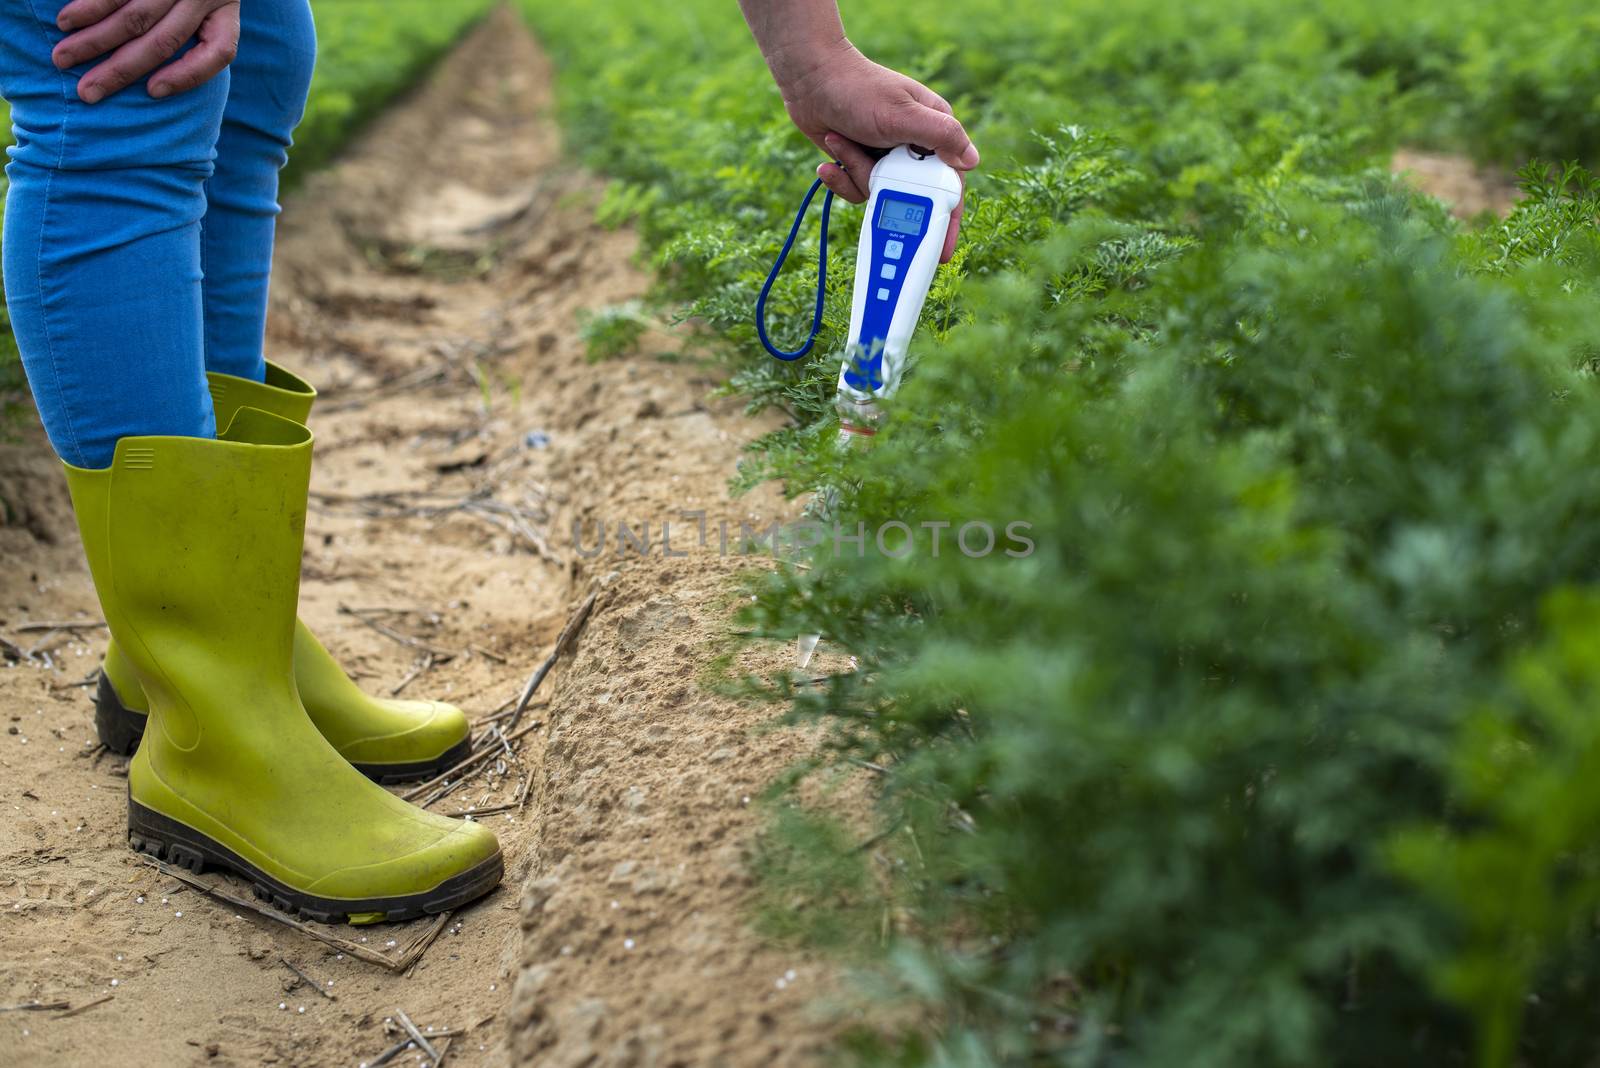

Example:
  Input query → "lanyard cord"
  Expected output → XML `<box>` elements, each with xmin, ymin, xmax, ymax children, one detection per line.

<box><xmin>756</xmin><ymin>174</ymin><xmax>838</xmax><ymax>362</ymax></box>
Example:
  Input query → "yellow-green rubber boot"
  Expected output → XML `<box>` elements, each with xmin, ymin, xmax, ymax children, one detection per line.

<box><xmin>93</xmin><ymin>361</ymin><xmax>473</xmax><ymax>783</ymax></box>
<box><xmin>67</xmin><ymin>410</ymin><xmax>501</xmax><ymax>923</ymax></box>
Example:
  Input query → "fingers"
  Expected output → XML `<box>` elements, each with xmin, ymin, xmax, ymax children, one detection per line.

<box><xmin>817</xmin><ymin>161</ymin><xmax>854</xmax><ymax>203</ymax></box>
<box><xmin>822</xmin><ymin>133</ymin><xmax>875</xmax><ymax>202</ymax></box>
<box><xmin>941</xmin><ymin>193</ymin><xmax>964</xmax><ymax>264</ymax></box>
<box><xmin>907</xmin><ymin>81</ymin><xmax>954</xmax><ymax>117</ymax></box>
<box><xmin>71</xmin><ymin>1</ymin><xmax>203</xmax><ymax>103</ymax></box>
<box><xmin>147</xmin><ymin>2</ymin><xmax>237</xmax><ymax>99</ymax></box>
<box><xmin>54</xmin><ymin>0</ymin><xmax>134</xmax><ymax>33</ymax></box>
<box><xmin>53</xmin><ymin>0</ymin><xmax>173</xmax><ymax>70</ymax></box>
<box><xmin>879</xmin><ymin>100</ymin><xmax>980</xmax><ymax>171</ymax></box>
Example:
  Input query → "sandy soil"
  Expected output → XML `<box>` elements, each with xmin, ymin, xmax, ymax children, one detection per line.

<box><xmin>0</xmin><ymin>8</ymin><xmax>831</xmax><ymax>1065</ymax></box>
<box><xmin>1391</xmin><ymin>147</ymin><xmax>1520</xmax><ymax>218</ymax></box>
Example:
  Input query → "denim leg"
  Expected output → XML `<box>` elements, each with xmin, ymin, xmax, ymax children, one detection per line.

<box><xmin>0</xmin><ymin>0</ymin><xmax>228</xmax><ymax>469</ymax></box>
<box><xmin>201</xmin><ymin>0</ymin><xmax>317</xmax><ymax>381</ymax></box>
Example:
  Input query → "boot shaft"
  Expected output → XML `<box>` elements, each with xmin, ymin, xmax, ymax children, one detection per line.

<box><xmin>65</xmin><ymin>408</ymin><xmax>313</xmax><ymax>746</ymax></box>
<box><xmin>207</xmin><ymin>360</ymin><xmax>317</xmax><ymax>428</ymax></box>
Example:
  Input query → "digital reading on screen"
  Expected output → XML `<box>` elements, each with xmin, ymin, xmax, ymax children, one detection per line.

<box><xmin>879</xmin><ymin>198</ymin><xmax>927</xmax><ymax>236</ymax></box>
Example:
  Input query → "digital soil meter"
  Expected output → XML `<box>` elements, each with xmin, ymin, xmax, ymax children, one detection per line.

<box><xmin>836</xmin><ymin>145</ymin><xmax>962</xmax><ymax>431</ymax></box>
<box><xmin>756</xmin><ymin>143</ymin><xmax>963</xmax><ymax>434</ymax></box>
<box><xmin>755</xmin><ymin>145</ymin><xmax>963</xmax><ymax>668</ymax></box>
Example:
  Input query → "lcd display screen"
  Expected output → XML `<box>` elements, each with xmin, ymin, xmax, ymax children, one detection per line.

<box><xmin>879</xmin><ymin>198</ymin><xmax>928</xmax><ymax>236</ymax></box>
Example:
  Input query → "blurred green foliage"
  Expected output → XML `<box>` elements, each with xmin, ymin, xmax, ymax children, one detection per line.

<box><xmin>283</xmin><ymin>0</ymin><xmax>494</xmax><ymax>185</ymax></box>
<box><xmin>0</xmin><ymin>1</ymin><xmax>492</xmax><ymax>414</ymax></box>
<box><xmin>519</xmin><ymin>0</ymin><xmax>1600</xmax><ymax>1064</ymax></box>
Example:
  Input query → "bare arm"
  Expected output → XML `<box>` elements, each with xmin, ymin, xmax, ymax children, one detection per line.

<box><xmin>739</xmin><ymin>0</ymin><xmax>978</xmax><ymax>261</ymax></box>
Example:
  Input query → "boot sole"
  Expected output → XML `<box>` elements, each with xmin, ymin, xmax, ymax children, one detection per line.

<box><xmin>97</xmin><ymin>671</ymin><xmax>473</xmax><ymax>784</ymax></box>
<box><xmin>129</xmin><ymin>799</ymin><xmax>503</xmax><ymax>925</ymax></box>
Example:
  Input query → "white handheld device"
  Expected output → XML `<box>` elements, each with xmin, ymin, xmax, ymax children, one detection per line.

<box><xmin>837</xmin><ymin>145</ymin><xmax>963</xmax><ymax>433</ymax></box>
<box><xmin>755</xmin><ymin>144</ymin><xmax>963</xmax><ymax>668</ymax></box>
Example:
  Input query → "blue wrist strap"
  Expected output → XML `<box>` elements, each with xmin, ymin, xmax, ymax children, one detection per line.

<box><xmin>756</xmin><ymin>174</ymin><xmax>837</xmax><ymax>362</ymax></box>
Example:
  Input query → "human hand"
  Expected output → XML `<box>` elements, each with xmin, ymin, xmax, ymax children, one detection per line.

<box><xmin>778</xmin><ymin>44</ymin><xmax>978</xmax><ymax>262</ymax></box>
<box><xmin>51</xmin><ymin>0</ymin><xmax>241</xmax><ymax>104</ymax></box>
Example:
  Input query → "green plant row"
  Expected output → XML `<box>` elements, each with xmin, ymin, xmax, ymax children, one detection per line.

<box><xmin>0</xmin><ymin>0</ymin><xmax>493</xmax><ymax>407</ymax></box>
<box><xmin>518</xmin><ymin>0</ymin><xmax>1600</xmax><ymax>1065</ymax></box>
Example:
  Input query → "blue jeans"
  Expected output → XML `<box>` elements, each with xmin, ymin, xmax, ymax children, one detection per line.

<box><xmin>0</xmin><ymin>0</ymin><xmax>316</xmax><ymax>469</ymax></box>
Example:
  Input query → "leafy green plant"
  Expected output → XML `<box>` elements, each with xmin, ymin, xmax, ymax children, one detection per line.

<box><xmin>578</xmin><ymin>300</ymin><xmax>651</xmax><ymax>361</ymax></box>
<box><xmin>1393</xmin><ymin>591</ymin><xmax>1600</xmax><ymax>1068</ymax></box>
<box><xmin>521</xmin><ymin>0</ymin><xmax>1600</xmax><ymax>1062</ymax></box>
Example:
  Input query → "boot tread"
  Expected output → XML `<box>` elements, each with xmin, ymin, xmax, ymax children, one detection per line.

<box><xmin>130</xmin><ymin>800</ymin><xmax>502</xmax><ymax>925</ymax></box>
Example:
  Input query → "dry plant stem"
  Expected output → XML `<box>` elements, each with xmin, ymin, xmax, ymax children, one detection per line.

<box><xmin>338</xmin><ymin>604</ymin><xmax>458</xmax><ymax>660</ymax></box>
<box><xmin>490</xmin><ymin>725</ymin><xmax>515</xmax><ymax>760</ymax></box>
<box><xmin>419</xmin><ymin>776</ymin><xmax>472</xmax><ymax>811</ymax></box>
<box><xmin>367</xmin><ymin>1030</ymin><xmax>462</xmax><ymax>1068</ymax></box>
<box><xmin>444</xmin><ymin>770</ymin><xmax>527</xmax><ymax>818</ymax></box>
<box><xmin>368</xmin><ymin>1037</ymin><xmax>413</xmax><ymax>1068</ymax></box>
<box><xmin>848</xmin><ymin>756</ymin><xmax>890</xmax><ymax>775</ymax></box>
<box><xmin>444</xmin><ymin>803</ymin><xmax>514</xmax><ymax>817</ymax></box>
<box><xmin>398</xmin><ymin>911</ymin><xmax>453</xmax><ymax>975</ymax></box>
<box><xmin>396</xmin><ymin>1008</ymin><xmax>441</xmax><ymax>1062</ymax></box>
<box><xmin>280</xmin><ymin>956</ymin><xmax>338</xmax><ymax>1000</ymax></box>
<box><xmin>140</xmin><ymin>857</ymin><xmax>401</xmax><ymax>971</ymax></box>
<box><xmin>391</xmin><ymin>652</ymin><xmax>437</xmax><ymax>696</ymax></box>
<box><xmin>53</xmin><ymin>994</ymin><xmax>114</xmax><ymax>1019</ymax></box>
<box><xmin>400</xmin><ymin>719</ymin><xmax>542</xmax><ymax>803</ymax></box>
<box><xmin>506</xmin><ymin>591</ymin><xmax>598</xmax><ymax>734</ymax></box>
<box><xmin>1</xmin><ymin>1001</ymin><xmax>70</xmax><ymax>1012</ymax></box>
<box><xmin>52</xmin><ymin>670</ymin><xmax>101</xmax><ymax>691</ymax></box>
<box><xmin>460</xmin><ymin>502</ymin><xmax>560</xmax><ymax>560</ymax></box>
<box><xmin>318</xmin><ymin>364</ymin><xmax>447</xmax><ymax>413</ymax></box>
<box><xmin>477</xmin><ymin>702</ymin><xmax>516</xmax><ymax>723</ymax></box>
<box><xmin>13</xmin><ymin>620</ymin><xmax>106</xmax><ymax>633</ymax></box>
<box><xmin>0</xmin><ymin>634</ymin><xmax>34</xmax><ymax>663</ymax></box>
<box><xmin>23</xmin><ymin>628</ymin><xmax>70</xmax><ymax>659</ymax></box>
<box><xmin>308</xmin><ymin>488</ymin><xmax>550</xmax><ymax>562</ymax></box>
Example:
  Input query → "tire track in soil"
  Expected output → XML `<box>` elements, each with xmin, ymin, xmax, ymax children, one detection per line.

<box><xmin>0</xmin><ymin>7</ymin><xmax>833</xmax><ymax>1066</ymax></box>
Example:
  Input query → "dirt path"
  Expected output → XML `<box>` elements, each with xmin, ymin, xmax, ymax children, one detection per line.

<box><xmin>1391</xmin><ymin>147</ymin><xmax>1519</xmax><ymax>218</ymax></box>
<box><xmin>0</xmin><ymin>8</ymin><xmax>829</xmax><ymax>1065</ymax></box>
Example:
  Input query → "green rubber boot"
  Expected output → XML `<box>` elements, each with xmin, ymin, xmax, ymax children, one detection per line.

<box><xmin>93</xmin><ymin>361</ymin><xmax>472</xmax><ymax>783</ymax></box>
<box><xmin>66</xmin><ymin>409</ymin><xmax>501</xmax><ymax>922</ymax></box>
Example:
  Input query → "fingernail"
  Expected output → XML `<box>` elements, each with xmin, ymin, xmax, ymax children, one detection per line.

<box><xmin>150</xmin><ymin>84</ymin><xmax>170</xmax><ymax>99</ymax></box>
<box><xmin>81</xmin><ymin>85</ymin><xmax>102</xmax><ymax>104</ymax></box>
<box><xmin>57</xmin><ymin>16</ymin><xmax>74</xmax><ymax>31</ymax></box>
<box><xmin>960</xmin><ymin>145</ymin><xmax>980</xmax><ymax>168</ymax></box>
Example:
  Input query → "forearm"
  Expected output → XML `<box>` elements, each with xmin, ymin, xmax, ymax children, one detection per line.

<box><xmin>739</xmin><ymin>0</ymin><xmax>978</xmax><ymax>244</ymax></box>
<box><xmin>738</xmin><ymin>0</ymin><xmax>854</xmax><ymax>90</ymax></box>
